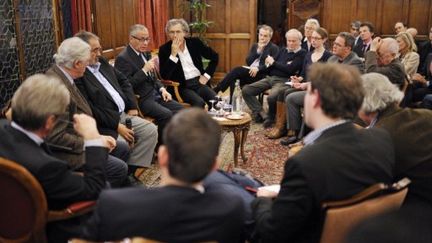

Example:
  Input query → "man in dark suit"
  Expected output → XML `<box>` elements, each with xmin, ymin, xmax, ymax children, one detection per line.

<box><xmin>353</xmin><ymin>21</ymin><xmax>375</xmax><ymax>58</ymax></box>
<box><xmin>74</xmin><ymin>31</ymin><xmax>158</xmax><ymax>179</ymax></box>
<box><xmin>159</xmin><ymin>18</ymin><xmax>218</xmax><ymax>108</ymax></box>
<box><xmin>328</xmin><ymin>32</ymin><xmax>364</xmax><ymax>71</ymax></box>
<box><xmin>81</xmin><ymin>108</ymin><xmax>246</xmax><ymax>242</ymax></box>
<box><xmin>252</xmin><ymin>63</ymin><xmax>395</xmax><ymax>243</ymax></box>
<box><xmin>45</xmin><ymin>37</ymin><xmax>128</xmax><ymax>187</ymax></box>
<box><xmin>115</xmin><ymin>24</ymin><xmax>183</xmax><ymax>143</ymax></box>
<box><xmin>359</xmin><ymin>72</ymin><xmax>432</xmax><ymax>213</ymax></box>
<box><xmin>212</xmin><ymin>25</ymin><xmax>279</xmax><ymax>97</ymax></box>
<box><xmin>0</xmin><ymin>74</ymin><xmax>108</xmax><ymax>242</ymax></box>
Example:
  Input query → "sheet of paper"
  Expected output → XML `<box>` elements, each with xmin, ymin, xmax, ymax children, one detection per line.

<box><xmin>258</xmin><ymin>184</ymin><xmax>281</xmax><ymax>193</ymax></box>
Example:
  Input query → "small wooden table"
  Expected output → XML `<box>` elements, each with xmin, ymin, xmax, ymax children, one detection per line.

<box><xmin>215</xmin><ymin>113</ymin><xmax>252</xmax><ymax>166</ymax></box>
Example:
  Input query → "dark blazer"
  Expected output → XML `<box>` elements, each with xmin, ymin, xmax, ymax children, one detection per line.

<box><xmin>327</xmin><ymin>51</ymin><xmax>365</xmax><ymax>72</ymax></box>
<box><xmin>353</xmin><ymin>39</ymin><xmax>371</xmax><ymax>58</ymax></box>
<box><xmin>365</xmin><ymin>51</ymin><xmax>406</xmax><ymax>87</ymax></box>
<box><xmin>81</xmin><ymin>185</ymin><xmax>245</xmax><ymax>242</ymax></box>
<box><xmin>252</xmin><ymin>122</ymin><xmax>395</xmax><ymax>243</ymax></box>
<box><xmin>418</xmin><ymin>41</ymin><xmax>432</xmax><ymax>75</ymax></box>
<box><xmin>301</xmin><ymin>37</ymin><xmax>315</xmax><ymax>52</ymax></box>
<box><xmin>75</xmin><ymin>57</ymin><xmax>138</xmax><ymax>138</ymax></box>
<box><xmin>376</xmin><ymin>104</ymin><xmax>432</xmax><ymax>209</ymax></box>
<box><xmin>0</xmin><ymin>120</ymin><xmax>107</xmax><ymax>210</ymax></box>
<box><xmin>245</xmin><ymin>42</ymin><xmax>279</xmax><ymax>72</ymax></box>
<box><xmin>158</xmin><ymin>37</ymin><xmax>218</xmax><ymax>87</ymax></box>
<box><xmin>114</xmin><ymin>45</ymin><xmax>163</xmax><ymax>101</ymax></box>
<box><xmin>45</xmin><ymin>64</ymin><xmax>93</xmax><ymax>168</ymax></box>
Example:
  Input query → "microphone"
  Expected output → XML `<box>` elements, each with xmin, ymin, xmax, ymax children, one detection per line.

<box><xmin>143</xmin><ymin>51</ymin><xmax>152</xmax><ymax>61</ymax></box>
<box><xmin>143</xmin><ymin>51</ymin><xmax>155</xmax><ymax>78</ymax></box>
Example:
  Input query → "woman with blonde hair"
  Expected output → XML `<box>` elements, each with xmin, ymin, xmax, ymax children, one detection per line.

<box><xmin>396</xmin><ymin>31</ymin><xmax>419</xmax><ymax>79</ymax></box>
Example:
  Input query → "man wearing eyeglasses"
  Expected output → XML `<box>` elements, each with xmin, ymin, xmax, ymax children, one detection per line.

<box><xmin>328</xmin><ymin>32</ymin><xmax>364</xmax><ymax>72</ymax></box>
<box><xmin>365</xmin><ymin>37</ymin><xmax>406</xmax><ymax>88</ymax></box>
<box><xmin>158</xmin><ymin>18</ymin><xmax>218</xmax><ymax>108</ymax></box>
<box><xmin>115</xmin><ymin>24</ymin><xmax>183</xmax><ymax>145</ymax></box>
<box><xmin>74</xmin><ymin>31</ymin><xmax>158</xmax><ymax>184</ymax></box>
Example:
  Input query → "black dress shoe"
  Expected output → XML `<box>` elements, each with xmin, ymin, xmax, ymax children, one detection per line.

<box><xmin>280</xmin><ymin>136</ymin><xmax>298</xmax><ymax>146</ymax></box>
<box><xmin>253</xmin><ymin>114</ymin><xmax>264</xmax><ymax>123</ymax></box>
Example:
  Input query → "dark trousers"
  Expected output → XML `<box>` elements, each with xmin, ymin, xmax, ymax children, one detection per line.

<box><xmin>216</xmin><ymin>66</ymin><xmax>265</xmax><ymax>96</ymax></box>
<box><xmin>139</xmin><ymin>96</ymin><xmax>183</xmax><ymax>143</ymax></box>
<box><xmin>180</xmin><ymin>77</ymin><xmax>217</xmax><ymax>108</ymax></box>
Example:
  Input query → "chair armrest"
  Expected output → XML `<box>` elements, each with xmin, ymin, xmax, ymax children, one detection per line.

<box><xmin>47</xmin><ymin>200</ymin><xmax>96</xmax><ymax>222</ymax></box>
<box><xmin>161</xmin><ymin>80</ymin><xmax>184</xmax><ymax>104</ymax></box>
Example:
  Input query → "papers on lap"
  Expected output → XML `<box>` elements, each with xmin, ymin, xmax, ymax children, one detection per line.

<box><xmin>258</xmin><ymin>184</ymin><xmax>281</xmax><ymax>193</ymax></box>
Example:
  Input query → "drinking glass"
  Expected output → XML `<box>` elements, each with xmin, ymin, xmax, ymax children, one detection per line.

<box><xmin>208</xmin><ymin>99</ymin><xmax>217</xmax><ymax>116</ymax></box>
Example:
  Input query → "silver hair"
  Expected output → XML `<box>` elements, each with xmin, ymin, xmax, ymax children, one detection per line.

<box><xmin>383</xmin><ymin>37</ymin><xmax>399</xmax><ymax>55</ymax></box>
<box><xmin>53</xmin><ymin>37</ymin><xmax>90</xmax><ymax>69</ymax></box>
<box><xmin>129</xmin><ymin>24</ymin><xmax>148</xmax><ymax>36</ymax></box>
<box><xmin>361</xmin><ymin>73</ymin><xmax>404</xmax><ymax>113</ymax></box>
<box><xmin>286</xmin><ymin>28</ymin><xmax>303</xmax><ymax>41</ymax></box>
<box><xmin>305</xmin><ymin>18</ymin><xmax>320</xmax><ymax>28</ymax></box>
<box><xmin>165</xmin><ymin>18</ymin><xmax>190</xmax><ymax>34</ymax></box>
<box><xmin>258</xmin><ymin>24</ymin><xmax>274</xmax><ymax>37</ymax></box>
<box><xmin>11</xmin><ymin>74</ymin><xmax>70</xmax><ymax>130</ymax></box>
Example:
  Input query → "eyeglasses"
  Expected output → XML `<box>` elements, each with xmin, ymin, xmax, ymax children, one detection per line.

<box><xmin>333</xmin><ymin>42</ymin><xmax>344</xmax><ymax>47</ymax></box>
<box><xmin>91</xmin><ymin>47</ymin><xmax>102</xmax><ymax>53</ymax></box>
<box><xmin>132</xmin><ymin>35</ymin><xmax>151</xmax><ymax>42</ymax></box>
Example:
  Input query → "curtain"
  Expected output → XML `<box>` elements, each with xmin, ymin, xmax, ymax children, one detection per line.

<box><xmin>138</xmin><ymin>0</ymin><xmax>169</xmax><ymax>50</ymax></box>
<box><xmin>71</xmin><ymin>0</ymin><xmax>92</xmax><ymax>34</ymax></box>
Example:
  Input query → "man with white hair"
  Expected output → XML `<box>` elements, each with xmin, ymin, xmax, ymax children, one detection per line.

<box><xmin>359</xmin><ymin>72</ymin><xmax>432</xmax><ymax>211</ymax></box>
<box><xmin>365</xmin><ymin>37</ymin><xmax>406</xmax><ymax>88</ymax></box>
<box><xmin>302</xmin><ymin>18</ymin><xmax>320</xmax><ymax>52</ymax></box>
<box><xmin>242</xmin><ymin>28</ymin><xmax>306</xmax><ymax>123</ymax></box>
<box><xmin>0</xmin><ymin>74</ymin><xmax>109</xmax><ymax>242</ymax></box>
<box><xmin>46</xmin><ymin>37</ymin><xmax>128</xmax><ymax>187</ymax></box>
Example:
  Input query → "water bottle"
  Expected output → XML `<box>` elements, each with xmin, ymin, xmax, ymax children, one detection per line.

<box><xmin>232</xmin><ymin>80</ymin><xmax>243</xmax><ymax>115</ymax></box>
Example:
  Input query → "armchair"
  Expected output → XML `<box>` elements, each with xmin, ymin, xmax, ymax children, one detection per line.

<box><xmin>0</xmin><ymin>157</ymin><xmax>96</xmax><ymax>243</ymax></box>
<box><xmin>320</xmin><ymin>177</ymin><xmax>411</xmax><ymax>243</ymax></box>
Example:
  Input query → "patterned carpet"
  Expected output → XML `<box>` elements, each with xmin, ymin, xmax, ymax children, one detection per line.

<box><xmin>137</xmin><ymin>121</ymin><xmax>290</xmax><ymax>186</ymax></box>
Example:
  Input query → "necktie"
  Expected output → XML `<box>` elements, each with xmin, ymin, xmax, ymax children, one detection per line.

<box><xmin>362</xmin><ymin>44</ymin><xmax>368</xmax><ymax>53</ymax></box>
<box><xmin>40</xmin><ymin>142</ymin><xmax>52</xmax><ymax>155</ymax></box>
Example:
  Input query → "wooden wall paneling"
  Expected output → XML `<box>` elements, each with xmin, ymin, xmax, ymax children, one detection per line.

<box><xmin>408</xmin><ymin>0</ymin><xmax>432</xmax><ymax>40</ymax></box>
<box><xmin>93</xmin><ymin>0</ymin><xmax>138</xmax><ymax>60</ymax></box>
<box><xmin>377</xmin><ymin>0</ymin><xmax>404</xmax><ymax>36</ymax></box>
<box><xmin>171</xmin><ymin>0</ymin><xmax>257</xmax><ymax>83</ymax></box>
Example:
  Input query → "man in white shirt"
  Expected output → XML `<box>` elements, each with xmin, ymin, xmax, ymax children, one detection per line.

<box><xmin>158</xmin><ymin>18</ymin><xmax>219</xmax><ymax>108</ymax></box>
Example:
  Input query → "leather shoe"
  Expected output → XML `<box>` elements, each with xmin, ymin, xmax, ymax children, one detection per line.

<box><xmin>280</xmin><ymin>136</ymin><xmax>298</xmax><ymax>146</ymax></box>
<box><xmin>253</xmin><ymin>113</ymin><xmax>264</xmax><ymax>123</ymax></box>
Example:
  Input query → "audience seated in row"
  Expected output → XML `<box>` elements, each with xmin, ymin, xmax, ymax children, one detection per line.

<box><xmin>213</xmin><ymin>24</ymin><xmax>279</xmax><ymax>100</ymax></box>
<box><xmin>80</xmin><ymin>108</ymin><xmax>246</xmax><ymax>242</ymax></box>
<box><xmin>73</xmin><ymin>31</ymin><xmax>158</xmax><ymax>184</ymax></box>
<box><xmin>251</xmin><ymin>63</ymin><xmax>395</xmax><ymax>243</ymax></box>
<box><xmin>46</xmin><ymin>37</ymin><xmax>129</xmax><ymax>187</ymax></box>
<box><xmin>0</xmin><ymin>74</ymin><xmax>109</xmax><ymax>242</ymax></box>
